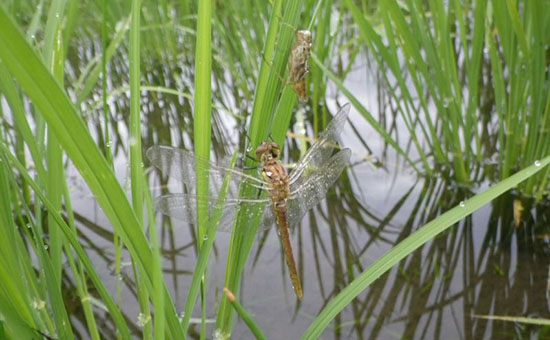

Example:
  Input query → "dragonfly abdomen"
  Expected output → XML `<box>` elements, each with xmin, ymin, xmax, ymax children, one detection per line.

<box><xmin>273</xmin><ymin>200</ymin><xmax>303</xmax><ymax>299</ymax></box>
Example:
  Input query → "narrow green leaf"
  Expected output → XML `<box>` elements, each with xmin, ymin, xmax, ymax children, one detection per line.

<box><xmin>224</xmin><ymin>288</ymin><xmax>268</xmax><ymax>340</ymax></box>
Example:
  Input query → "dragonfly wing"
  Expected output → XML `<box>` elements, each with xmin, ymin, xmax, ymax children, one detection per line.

<box><xmin>146</xmin><ymin>145</ymin><xmax>266</xmax><ymax>196</ymax></box>
<box><xmin>288</xmin><ymin>103</ymin><xmax>350</xmax><ymax>187</ymax></box>
<box><xmin>257</xmin><ymin>206</ymin><xmax>277</xmax><ymax>232</ymax></box>
<box><xmin>154</xmin><ymin>193</ymin><xmax>273</xmax><ymax>233</ymax></box>
<box><xmin>286</xmin><ymin>148</ymin><xmax>351</xmax><ymax>226</ymax></box>
<box><xmin>154</xmin><ymin>194</ymin><xmax>233</xmax><ymax>224</ymax></box>
<box><xmin>146</xmin><ymin>146</ymin><xmax>200</xmax><ymax>186</ymax></box>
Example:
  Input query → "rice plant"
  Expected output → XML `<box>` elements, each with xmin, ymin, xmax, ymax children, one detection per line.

<box><xmin>0</xmin><ymin>0</ymin><xmax>549</xmax><ymax>339</ymax></box>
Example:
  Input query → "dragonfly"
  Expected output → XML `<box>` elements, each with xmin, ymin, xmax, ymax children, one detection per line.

<box><xmin>146</xmin><ymin>103</ymin><xmax>351</xmax><ymax>299</ymax></box>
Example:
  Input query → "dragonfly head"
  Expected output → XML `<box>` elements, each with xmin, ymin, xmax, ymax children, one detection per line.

<box><xmin>256</xmin><ymin>141</ymin><xmax>281</xmax><ymax>163</ymax></box>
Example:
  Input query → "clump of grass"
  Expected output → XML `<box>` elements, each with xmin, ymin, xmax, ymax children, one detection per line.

<box><xmin>342</xmin><ymin>0</ymin><xmax>550</xmax><ymax>198</ymax></box>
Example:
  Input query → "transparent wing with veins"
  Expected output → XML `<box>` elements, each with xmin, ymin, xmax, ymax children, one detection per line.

<box><xmin>146</xmin><ymin>146</ymin><xmax>267</xmax><ymax>196</ymax></box>
<box><xmin>285</xmin><ymin>148</ymin><xmax>351</xmax><ymax>226</ymax></box>
<box><xmin>147</xmin><ymin>146</ymin><xmax>277</xmax><ymax>231</ymax></box>
<box><xmin>147</xmin><ymin>103</ymin><xmax>351</xmax><ymax>231</ymax></box>
<box><xmin>288</xmin><ymin>103</ymin><xmax>350</xmax><ymax>188</ymax></box>
<box><xmin>153</xmin><ymin>193</ymin><xmax>277</xmax><ymax>232</ymax></box>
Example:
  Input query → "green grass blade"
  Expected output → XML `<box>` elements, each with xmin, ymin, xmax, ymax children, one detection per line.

<box><xmin>194</xmin><ymin>0</ymin><xmax>213</xmax><ymax>247</ymax></box>
<box><xmin>0</xmin><ymin>64</ymin><xmax>46</xmax><ymax>181</ymax></box>
<box><xmin>248</xmin><ymin>0</ymin><xmax>284</xmax><ymax>144</ymax></box>
<box><xmin>302</xmin><ymin>156</ymin><xmax>550</xmax><ymax>339</ymax></box>
<box><xmin>144</xmin><ymin>188</ymin><xmax>165</xmax><ymax>340</ymax></box>
<box><xmin>61</xmin><ymin>171</ymin><xmax>101</xmax><ymax>340</ymax></box>
<box><xmin>0</xmin><ymin>147</ymin><xmax>36</xmax><ymax>330</ymax></box>
<box><xmin>224</xmin><ymin>288</ymin><xmax>268</xmax><ymax>340</ymax></box>
<box><xmin>75</xmin><ymin>16</ymin><xmax>131</xmax><ymax>105</ymax></box>
<box><xmin>0</xmin><ymin>296</ymin><xmax>39</xmax><ymax>340</ymax></box>
<box><xmin>193</xmin><ymin>0</ymin><xmax>213</xmax><ymax>338</ymax></box>
<box><xmin>129</xmin><ymin>0</ymin><xmax>153</xmax><ymax>338</ymax></box>
<box><xmin>473</xmin><ymin>315</ymin><xmax>550</xmax><ymax>326</ymax></box>
<box><xmin>181</xmin><ymin>153</ymin><xmax>238</xmax><ymax>333</ymax></box>
<box><xmin>45</xmin><ymin>25</ymin><xmax>72</xmax><ymax>339</ymax></box>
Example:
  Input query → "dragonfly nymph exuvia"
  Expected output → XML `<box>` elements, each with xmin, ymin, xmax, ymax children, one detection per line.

<box><xmin>146</xmin><ymin>103</ymin><xmax>352</xmax><ymax>299</ymax></box>
<box><xmin>288</xmin><ymin>30</ymin><xmax>312</xmax><ymax>101</ymax></box>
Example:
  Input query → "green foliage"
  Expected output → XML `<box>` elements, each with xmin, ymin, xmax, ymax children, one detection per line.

<box><xmin>343</xmin><ymin>0</ymin><xmax>550</xmax><ymax>195</ymax></box>
<box><xmin>0</xmin><ymin>0</ymin><xmax>549</xmax><ymax>339</ymax></box>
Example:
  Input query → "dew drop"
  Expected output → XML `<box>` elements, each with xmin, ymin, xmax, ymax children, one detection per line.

<box><xmin>213</xmin><ymin>329</ymin><xmax>231</xmax><ymax>340</ymax></box>
<box><xmin>136</xmin><ymin>312</ymin><xmax>151</xmax><ymax>327</ymax></box>
<box><xmin>203</xmin><ymin>235</ymin><xmax>208</xmax><ymax>241</ymax></box>
<box><xmin>534</xmin><ymin>160</ymin><xmax>541</xmax><ymax>167</ymax></box>
<box><xmin>32</xmin><ymin>299</ymin><xmax>45</xmax><ymax>310</ymax></box>
<box><xmin>459</xmin><ymin>201</ymin><xmax>465</xmax><ymax>207</ymax></box>
<box><xmin>106</xmin><ymin>141</ymin><xmax>113</xmax><ymax>147</ymax></box>
<box><xmin>44</xmin><ymin>244</ymin><xmax>49</xmax><ymax>250</ymax></box>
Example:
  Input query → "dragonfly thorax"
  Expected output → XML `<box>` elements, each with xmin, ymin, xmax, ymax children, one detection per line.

<box><xmin>256</xmin><ymin>142</ymin><xmax>290</xmax><ymax>198</ymax></box>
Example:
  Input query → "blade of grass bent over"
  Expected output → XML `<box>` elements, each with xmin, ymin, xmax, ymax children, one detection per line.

<box><xmin>302</xmin><ymin>156</ymin><xmax>550</xmax><ymax>339</ymax></box>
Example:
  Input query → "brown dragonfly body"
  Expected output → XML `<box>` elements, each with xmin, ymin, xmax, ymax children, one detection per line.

<box><xmin>256</xmin><ymin>142</ymin><xmax>303</xmax><ymax>298</ymax></box>
<box><xmin>147</xmin><ymin>104</ymin><xmax>352</xmax><ymax>299</ymax></box>
<box><xmin>289</xmin><ymin>30</ymin><xmax>312</xmax><ymax>101</ymax></box>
